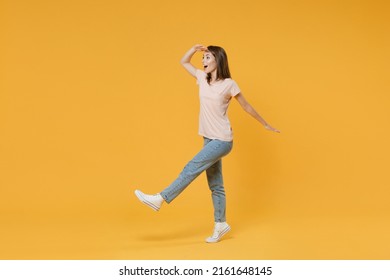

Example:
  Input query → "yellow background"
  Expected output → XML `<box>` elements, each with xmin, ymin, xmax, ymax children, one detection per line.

<box><xmin>1</xmin><ymin>0</ymin><xmax>389</xmax><ymax>259</ymax></box>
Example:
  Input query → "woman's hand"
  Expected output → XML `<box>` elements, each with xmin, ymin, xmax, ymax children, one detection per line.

<box><xmin>265</xmin><ymin>124</ymin><xmax>281</xmax><ymax>133</ymax></box>
<box><xmin>193</xmin><ymin>44</ymin><xmax>207</xmax><ymax>52</ymax></box>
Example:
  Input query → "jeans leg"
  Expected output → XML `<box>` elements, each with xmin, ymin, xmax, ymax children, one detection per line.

<box><xmin>160</xmin><ymin>138</ymin><xmax>232</xmax><ymax>203</ymax></box>
<box><xmin>206</xmin><ymin>159</ymin><xmax>226</xmax><ymax>222</ymax></box>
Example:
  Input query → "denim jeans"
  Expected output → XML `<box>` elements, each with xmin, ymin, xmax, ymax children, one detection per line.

<box><xmin>160</xmin><ymin>137</ymin><xmax>233</xmax><ymax>222</ymax></box>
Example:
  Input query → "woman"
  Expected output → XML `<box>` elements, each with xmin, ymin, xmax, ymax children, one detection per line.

<box><xmin>135</xmin><ymin>44</ymin><xmax>280</xmax><ymax>243</ymax></box>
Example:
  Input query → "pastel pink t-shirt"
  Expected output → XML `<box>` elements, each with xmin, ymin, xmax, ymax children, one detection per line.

<box><xmin>195</xmin><ymin>69</ymin><xmax>241</xmax><ymax>142</ymax></box>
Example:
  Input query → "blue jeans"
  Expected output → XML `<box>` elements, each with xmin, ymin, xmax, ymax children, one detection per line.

<box><xmin>160</xmin><ymin>137</ymin><xmax>233</xmax><ymax>222</ymax></box>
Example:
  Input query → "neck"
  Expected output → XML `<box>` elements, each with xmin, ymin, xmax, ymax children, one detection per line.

<box><xmin>210</xmin><ymin>70</ymin><xmax>217</xmax><ymax>82</ymax></box>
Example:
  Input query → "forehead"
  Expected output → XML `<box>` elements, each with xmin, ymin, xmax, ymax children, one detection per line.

<box><xmin>203</xmin><ymin>51</ymin><xmax>214</xmax><ymax>57</ymax></box>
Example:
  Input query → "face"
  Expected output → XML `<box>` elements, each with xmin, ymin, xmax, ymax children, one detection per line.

<box><xmin>202</xmin><ymin>51</ymin><xmax>217</xmax><ymax>74</ymax></box>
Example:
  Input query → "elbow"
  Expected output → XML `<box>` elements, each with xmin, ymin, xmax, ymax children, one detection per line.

<box><xmin>180</xmin><ymin>56</ymin><xmax>189</xmax><ymax>64</ymax></box>
<box><xmin>243</xmin><ymin>104</ymin><xmax>252</xmax><ymax>113</ymax></box>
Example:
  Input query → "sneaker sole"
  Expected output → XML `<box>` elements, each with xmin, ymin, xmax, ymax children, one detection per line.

<box><xmin>206</xmin><ymin>225</ymin><xmax>231</xmax><ymax>243</ymax></box>
<box><xmin>134</xmin><ymin>190</ymin><xmax>160</xmax><ymax>211</ymax></box>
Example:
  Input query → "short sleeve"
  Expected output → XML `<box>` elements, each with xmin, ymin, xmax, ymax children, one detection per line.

<box><xmin>195</xmin><ymin>69</ymin><xmax>207</xmax><ymax>85</ymax></box>
<box><xmin>230</xmin><ymin>80</ymin><xmax>241</xmax><ymax>96</ymax></box>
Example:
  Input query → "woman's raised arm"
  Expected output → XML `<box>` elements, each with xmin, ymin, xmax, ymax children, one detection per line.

<box><xmin>180</xmin><ymin>44</ymin><xmax>207</xmax><ymax>77</ymax></box>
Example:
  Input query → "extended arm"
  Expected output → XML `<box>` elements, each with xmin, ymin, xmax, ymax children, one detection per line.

<box><xmin>235</xmin><ymin>93</ymin><xmax>280</xmax><ymax>133</ymax></box>
<box><xmin>180</xmin><ymin>44</ymin><xmax>207</xmax><ymax>77</ymax></box>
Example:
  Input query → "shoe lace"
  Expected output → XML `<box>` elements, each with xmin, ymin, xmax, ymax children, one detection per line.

<box><xmin>211</xmin><ymin>224</ymin><xmax>224</xmax><ymax>237</ymax></box>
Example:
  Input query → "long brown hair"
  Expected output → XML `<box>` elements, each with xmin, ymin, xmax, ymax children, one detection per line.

<box><xmin>206</xmin><ymin>45</ymin><xmax>232</xmax><ymax>84</ymax></box>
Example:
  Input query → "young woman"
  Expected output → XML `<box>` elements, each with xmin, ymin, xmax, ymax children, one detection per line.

<box><xmin>135</xmin><ymin>44</ymin><xmax>280</xmax><ymax>243</ymax></box>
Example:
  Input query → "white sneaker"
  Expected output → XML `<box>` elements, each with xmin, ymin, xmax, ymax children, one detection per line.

<box><xmin>134</xmin><ymin>190</ymin><xmax>164</xmax><ymax>211</ymax></box>
<box><xmin>205</xmin><ymin>222</ymin><xmax>231</xmax><ymax>243</ymax></box>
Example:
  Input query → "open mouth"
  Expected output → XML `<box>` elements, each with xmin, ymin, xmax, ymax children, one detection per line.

<box><xmin>204</xmin><ymin>65</ymin><xmax>208</xmax><ymax>70</ymax></box>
